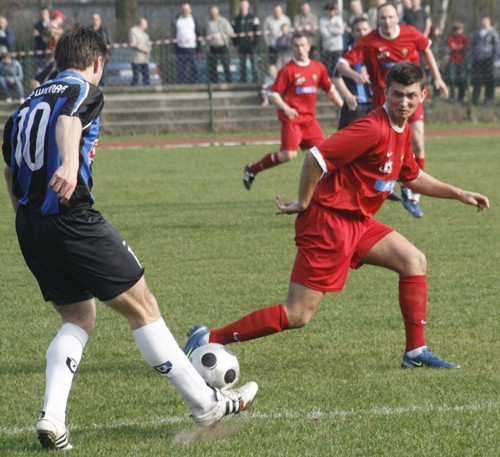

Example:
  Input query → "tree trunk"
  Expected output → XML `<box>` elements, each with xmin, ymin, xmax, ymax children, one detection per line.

<box><xmin>286</xmin><ymin>0</ymin><xmax>301</xmax><ymax>20</ymax></box>
<box><xmin>229</xmin><ymin>0</ymin><xmax>239</xmax><ymax>19</ymax></box>
<box><xmin>116</xmin><ymin>0</ymin><xmax>138</xmax><ymax>43</ymax></box>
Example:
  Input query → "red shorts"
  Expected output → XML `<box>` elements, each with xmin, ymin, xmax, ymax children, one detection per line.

<box><xmin>409</xmin><ymin>102</ymin><xmax>424</xmax><ymax>124</ymax></box>
<box><xmin>291</xmin><ymin>204</ymin><xmax>393</xmax><ymax>292</ymax></box>
<box><xmin>280</xmin><ymin>119</ymin><xmax>325</xmax><ymax>151</ymax></box>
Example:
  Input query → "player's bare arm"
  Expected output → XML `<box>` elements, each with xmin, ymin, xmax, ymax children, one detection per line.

<box><xmin>402</xmin><ymin>171</ymin><xmax>490</xmax><ymax>212</ymax></box>
<box><xmin>333</xmin><ymin>75</ymin><xmax>358</xmax><ymax>110</ymax></box>
<box><xmin>335</xmin><ymin>61</ymin><xmax>370</xmax><ymax>84</ymax></box>
<box><xmin>277</xmin><ymin>151</ymin><xmax>323</xmax><ymax>215</ymax></box>
<box><xmin>270</xmin><ymin>92</ymin><xmax>299</xmax><ymax>120</ymax></box>
<box><xmin>422</xmin><ymin>48</ymin><xmax>449</xmax><ymax>98</ymax></box>
<box><xmin>326</xmin><ymin>86</ymin><xmax>344</xmax><ymax>108</ymax></box>
<box><xmin>48</xmin><ymin>115</ymin><xmax>83</xmax><ymax>205</ymax></box>
<box><xmin>4</xmin><ymin>165</ymin><xmax>18</xmax><ymax>212</ymax></box>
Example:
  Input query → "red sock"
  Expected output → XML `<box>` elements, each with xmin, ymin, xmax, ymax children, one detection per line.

<box><xmin>399</xmin><ymin>275</ymin><xmax>427</xmax><ymax>352</ymax></box>
<box><xmin>415</xmin><ymin>157</ymin><xmax>425</xmax><ymax>170</ymax></box>
<box><xmin>249</xmin><ymin>152</ymin><xmax>281</xmax><ymax>174</ymax></box>
<box><xmin>209</xmin><ymin>304</ymin><xmax>289</xmax><ymax>345</ymax></box>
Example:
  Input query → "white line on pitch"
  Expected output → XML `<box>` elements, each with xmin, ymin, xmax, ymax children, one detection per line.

<box><xmin>1</xmin><ymin>401</ymin><xmax>498</xmax><ymax>436</ymax></box>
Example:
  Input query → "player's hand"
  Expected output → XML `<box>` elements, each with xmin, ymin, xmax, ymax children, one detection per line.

<box><xmin>458</xmin><ymin>191</ymin><xmax>490</xmax><ymax>212</ymax></box>
<box><xmin>434</xmin><ymin>78</ymin><xmax>449</xmax><ymax>98</ymax></box>
<box><xmin>48</xmin><ymin>163</ymin><xmax>78</xmax><ymax>205</ymax></box>
<box><xmin>284</xmin><ymin>107</ymin><xmax>299</xmax><ymax>120</ymax></box>
<box><xmin>276</xmin><ymin>195</ymin><xmax>303</xmax><ymax>215</ymax></box>
<box><xmin>345</xmin><ymin>94</ymin><xmax>359</xmax><ymax>111</ymax></box>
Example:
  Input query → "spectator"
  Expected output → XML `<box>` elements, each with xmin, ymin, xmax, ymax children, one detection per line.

<box><xmin>129</xmin><ymin>18</ymin><xmax>151</xmax><ymax>86</ymax></box>
<box><xmin>47</xmin><ymin>10</ymin><xmax>66</xmax><ymax>50</ymax></box>
<box><xmin>447</xmin><ymin>21</ymin><xmax>470</xmax><ymax>103</ymax></box>
<box><xmin>319</xmin><ymin>3</ymin><xmax>344</xmax><ymax>76</ymax></box>
<box><xmin>470</xmin><ymin>15</ymin><xmax>499</xmax><ymax>105</ymax></box>
<box><xmin>33</xmin><ymin>7</ymin><xmax>51</xmax><ymax>72</ymax></box>
<box><xmin>402</xmin><ymin>0</ymin><xmax>431</xmax><ymax>37</ymax></box>
<box><xmin>263</xmin><ymin>4</ymin><xmax>291</xmax><ymax>68</ymax></box>
<box><xmin>275</xmin><ymin>23</ymin><xmax>293</xmax><ymax>70</ymax></box>
<box><xmin>367</xmin><ymin>0</ymin><xmax>387</xmax><ymax>29</ymax></box>
<box><xmin>343</xmin><ymin>0</ymin><xmax>368</xmax><ymax>33</ymax></box>
<box><xmin>206</xmin><ymin>6</ymin><xmax>234</xmax><ymax>83</ymax></box>
<box><xmin>333</xmin><ymin>17</ymin><xmax>372</xmax><ymax>130</ymax></box>
<box><xmin>172</xmin><ymin>3</ymin><xmax>201</xmax><ymax>84</ymax></box>
<box><xmin>0</xmin><ymin>53</ymin><xmax>24</xmax><ymax>103</ymax></box>
<box><xmin>232</xmin><ymin>0</ymin><xmax>261</xmax><ymax>83</ymax></box>
<box><xmin>260</xmin><ymin>64</ymin><xmax>277</xmax><ymax>106</ymax></box>
<box><xmin>294</xmin><ymin>2</ymin><xmax>319</xmax><ymax>58</ymax></box>
<box><xmin>90</xmin><ymin>13</ymin><xmax>112</xmax><ymax>86</ymax></box>
<box><xmin>0</xmin><ymin>16</ymin><xmax>15</xmax><ymax>55</ymax></box>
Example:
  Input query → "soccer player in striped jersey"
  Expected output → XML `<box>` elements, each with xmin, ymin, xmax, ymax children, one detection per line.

<box><xmin>3</xmin><ymin>26</ymin><xmax>257</xmax><ymax>451</ymax></box>
<box><xmin>243</xmin><ymin>31</ymin><xmax>343</xmax><ymax>190</ymax></box>
<box><xmin>184</xmin><ymin>62</ymin><xmax>489</xmax><ymax>373</ymax></box>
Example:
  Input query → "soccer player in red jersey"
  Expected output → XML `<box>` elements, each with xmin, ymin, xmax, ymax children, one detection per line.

<box><xmin>243</xmin><ymin>31</ymin><xmax>343</xmax><ymax>190</ymax></box>
<box><xmin>185</xmin><ymin>62</ymin><xmax>489</xmax><ymax>370</ymax></box>
<box><xmin>335</xmin><ymin>2</ymin><xmax>448</xmax><ymax>218</ymax></box>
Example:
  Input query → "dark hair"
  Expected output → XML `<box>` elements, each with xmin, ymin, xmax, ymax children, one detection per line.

<box><xmin>351</xmin><ymin>17</ymin><xmax>369</xmax><ymax>29</ymax></box>
<box><xmin>292</xmin><ymin>31</ymin><xmax>310</xmax><ymax>44</ymax></box>
<box><xmin>386</xmin><ymin>62</ymin><xmax>426</xmax><ymax>89</ymax></box>
<box><xmin>55</xmin><ymin>26</ymin><xmax>107</xmax><ymax>71</ymax></box>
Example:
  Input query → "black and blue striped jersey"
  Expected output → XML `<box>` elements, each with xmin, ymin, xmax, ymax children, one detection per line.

<box><xmin>2</xmin><ymin>70</ymin><xmax>104</xmax><ymax>215</ymax></box>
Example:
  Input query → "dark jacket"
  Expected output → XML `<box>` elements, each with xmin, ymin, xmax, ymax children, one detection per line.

<box><xmin>232</xmin><ymin>13</ymin><xmax>260</xmax><ymax>50</ymax></box>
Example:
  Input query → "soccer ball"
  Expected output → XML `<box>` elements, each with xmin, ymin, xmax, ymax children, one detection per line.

<box><xmin>189</xmin><ymin>343</ymin><xmax>240</xmax><ymax>390</ymax></box>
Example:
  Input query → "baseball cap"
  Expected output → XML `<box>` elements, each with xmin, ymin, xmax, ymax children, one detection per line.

<box><xmin>52</xmin><ymin>10</ymin><xmax>67</xmax><ymax>20</ymax></box>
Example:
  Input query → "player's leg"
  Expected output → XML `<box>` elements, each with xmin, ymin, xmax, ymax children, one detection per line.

<box><xmin>243</xmin><ymin>122</ymin><xmax>300</xmax><ymax>190</ymax></box>
<box><xmin>203</xmin><ymin>281</ymin><xmax>324</xmax><ymax>346</ymax></box>
<box><xmin>36</xmin><ymin>299</ymin><xmax>96</xmax><ymax>450</ymax></box>
<box><xmin>401</xmin><ymin>114</ymin><xmax>425</xmax><ymax>218</ymax></box>
<box><xmin>361</xmin><ymin>229</ymin><xmax>459</xmax><ymax>368</ymax></box>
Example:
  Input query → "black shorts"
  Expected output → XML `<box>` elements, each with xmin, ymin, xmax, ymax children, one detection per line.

<box><xmin>16</xmin><ymin>205</ymin><xmax>145</xmax><ymax>305</ymax></box>
<box><xmin>338</xmin><ymin>103</ymin><xmax>373</xmax><ymax>130</ymax></box>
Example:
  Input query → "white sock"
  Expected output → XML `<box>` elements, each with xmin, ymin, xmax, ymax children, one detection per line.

<box><xmin>133</xmin><ymin>318</ymin><xmax>215</xmax><ymax>416</ymax></box>
<box><xmin>42</xmin><ymin>323</ymin><xmax>89</xmax><ymax>424</ymax></box>
<box><xmin>406</xmin><ymin>346</ymin><xmax>427</xmax><ymax>358</ymax></box>
<box><xmin>411</xmin><ymin>192</ymin><xmax>421</xmax><ymax>203</ymax></box>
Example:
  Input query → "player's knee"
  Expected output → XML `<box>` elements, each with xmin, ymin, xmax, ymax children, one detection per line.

<box><xmin>402</xmin><ymin>249</ymin><xmax>427</xmax><ymax>276</ymax></box>
<box><xmin>285</xmin><ymin>307</ymin><xmax>315</xmax><ymax>328</ymax></box>
<box><xmin>281</xmin><ymin>149</ymin><xmax>298</xmax><ymax>162</ymax></box>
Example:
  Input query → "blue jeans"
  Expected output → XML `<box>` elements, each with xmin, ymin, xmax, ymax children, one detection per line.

<box><xmin>131</xmin><ymin>63</ymin><xmax>149</xmax><ymax>86</ymax></box>
<box><xmin>0</xmin><ymin>76</ymin><xmax>24</xmax><ymax>99</ymax></box>
<box><xmin>448</xmin><ymin>63</ymin><xmax>466</xmax><ymax>101</ymax></box>
<box><xmin>176</xmin><ymin>48</ymin><xmax>200</xmax><ymax>84</ymax></box>
<box><xmin>238</xmin><ymin>47</ymin><xmax>260</xmax><ymax>83</ymax></box>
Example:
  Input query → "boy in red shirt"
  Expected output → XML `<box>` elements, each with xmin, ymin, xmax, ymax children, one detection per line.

<box><xmin>185</xmin><ymin>62</ymin><xmax>489</xmax><ymax>370</ymax></box>
<box><xmin>447</xmin><ymin>21</ymin><xmax>470</xmax><ymax>102</ymax></box>
<box><xmin>243</xmin><ymin>32</ymin><xmax>343</xmax><ymax>191</ymax></box>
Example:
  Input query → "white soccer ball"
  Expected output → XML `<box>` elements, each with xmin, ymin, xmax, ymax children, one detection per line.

<box><xmin>189</xmin><ymin>343</ymin><xmax>240</xmax><ymax>390</ymax></box>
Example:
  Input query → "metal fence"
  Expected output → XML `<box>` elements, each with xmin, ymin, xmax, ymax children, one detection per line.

<box><xmin>4</xmin><ymin>38</ymin><xmax>499</xmax><ymax>108</ymax></box>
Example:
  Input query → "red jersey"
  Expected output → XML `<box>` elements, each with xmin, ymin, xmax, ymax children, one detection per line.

<box><xmin>340</xmin><ymin>25</ymin><xmax>430</xmax><ymax>107</ymax></box>
<box><xmin>310</xmin><ymin>106</ymin><xmax>421</xmax><ymax>217</ymax></box>
<box><xmin>269</xmin><ymin>58</ymin><xmax>333</xmax><ymax>124</ymax></box>
<box><xmin>447</xmin><ymin>33</ymin><xmax>470</xmax><ymax>65</ymax></box>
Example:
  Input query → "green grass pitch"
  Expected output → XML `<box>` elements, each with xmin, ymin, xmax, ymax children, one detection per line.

<box><xmin>0</xmin><ymin>134</ymin><xmax>498</xmax><ymax>456</ymax></box>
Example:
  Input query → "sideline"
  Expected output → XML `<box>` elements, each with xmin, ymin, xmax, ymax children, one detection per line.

<box><xmin>100</xmin><ymin>128</ymin><xmax>500</xmax><ymax>150</ymax></box>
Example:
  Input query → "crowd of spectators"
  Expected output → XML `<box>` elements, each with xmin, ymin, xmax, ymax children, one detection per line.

<box><xmin>0</xmin><ymin>1</ymin><xmax>498</xmax><ymax>105</ymax></box>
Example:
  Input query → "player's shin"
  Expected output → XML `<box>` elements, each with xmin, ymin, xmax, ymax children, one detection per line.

<box><xmin>42</xmin><ymin>323</ymin><xmax>89</xmax><ymax>424</ymax></box>
<box><xmin>132</xmin><ymin>318</ymin><xmax>215</xmax><ymax>415</ymax></box>
<box><xmin>398</xmin><ymin>276</ymin><xmax>427</xmax><ymax>352</ymax></box>
<box><xmin>210</xmin><ymin>304</ymin><xmax>289</xmax><ymax>345</ymax></box>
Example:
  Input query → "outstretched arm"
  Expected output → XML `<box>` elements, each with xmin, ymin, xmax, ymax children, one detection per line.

<box><xmin>326</xmin><ymin>86</ymin><xmax>344</xmax><ymax>109</ymax></box>
<box><xmin>277</xmin><ymin>151</ymin><xmax>324</xmax><ymax>214</ymax></box>
<box><xmin>403</xmin><ymin>171</ymin><xmax>489</xmax><ymax>212</ymax></box>
<box><xmin>423</xmin><ymin>48</ymin><xmax>448</xmax><ymax>98</ymax></box>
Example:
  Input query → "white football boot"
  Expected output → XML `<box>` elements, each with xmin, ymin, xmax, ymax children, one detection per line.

<box><xmin>36</xmin><ymin>413</ymin><xmax>73</xmax><ymax>451</ymax></box>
